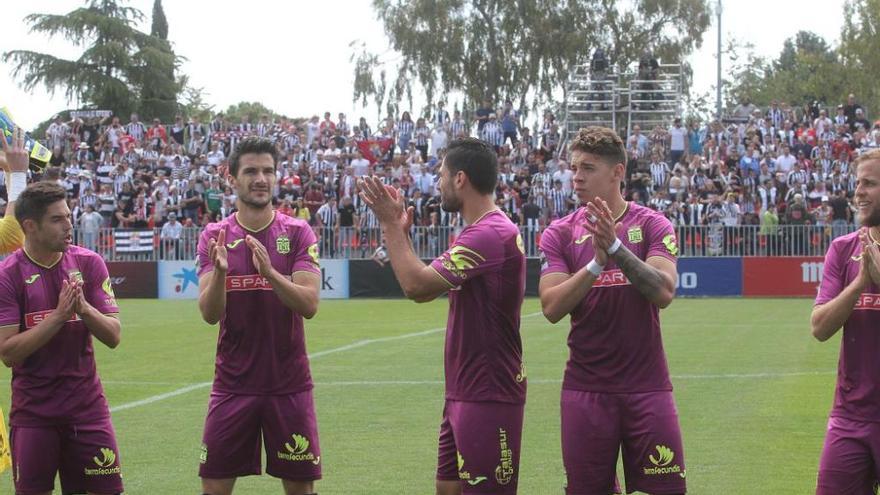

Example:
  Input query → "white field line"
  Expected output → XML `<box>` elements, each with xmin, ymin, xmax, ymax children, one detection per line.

<box><xmin>108</xmin><ymin>311</ymin><xmax>544</xmax><ymax>413</ymax></box>
<box><xmin>98</xmin><ymin>370</ymin><xmax>838</xmax><ymax>395</ymax></box>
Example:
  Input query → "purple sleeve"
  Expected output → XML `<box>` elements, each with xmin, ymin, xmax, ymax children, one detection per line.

<box><xmin>86</xmin><ymin>255</ymin><xmax>119</xmax><ymax>315</ymax></box>
<box><xmin>0</xmin><ymin>267</ymin><xmax>20</xmax><ymax>327</ymax></box>
<box><xmin>197</xmin><ymin>226</ymin><xmax>215</xmax><ymax>277</ymax></box>
<box><xmin>645</xmin><ymin>214</ymin><xmax>679</xmax><ymax>262</ymax></box>
<box><xmin>430</xmin><ymin>225</ymin><xmax>502</xmax><ymax>287</ymax></box>
<box><xmin>816</xmin><ymin>241</ymin><xmax>844</xmax><ymax>305</ymax></box>
<box><xmin>539</xmin><ymin>225</ymin><xmax>570</xmax><ymax>276</ymax></box>
<box><xmin>292</xmin><ymin>225</ymin><xmax>321</xmax><ymax>275</ymax></box>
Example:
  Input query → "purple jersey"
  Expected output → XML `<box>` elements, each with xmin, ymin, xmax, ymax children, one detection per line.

<box><xmin>429</xmin><ymin>209</ymin><xmax>527</xmax><ymax>404</ymax></box>
<box><xmin>540</xmin><ymin>203</ymin><xmax>678</xmax><ymax>393</ymax></box>
<box><xmin>198</xmin><ymin>212</ymin><xmax>320</xmax><ymax>395</ymax></box>
<box><xmin>815</xmin><ymin>231</ymin><xmax>880</xmax><ymax>422</ymax></box>
<box><xmin>0</xmin><ymin>246</ymin><xmax>118</xmax><ymax>426</ymax></box>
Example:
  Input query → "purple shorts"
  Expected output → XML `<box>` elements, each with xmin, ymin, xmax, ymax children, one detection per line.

<box><xmin>10</xmin><ymin>419</ymin><xmax>123</xmax><ymax>495</ymax></box>
<box><xmin>816</xmin><ymin>416</ymin><xmax>880</xmax><ymax>494</ymax></box>
<box><xmin>199</xmin><ymin>389</ymin><xmax>322</xmax><ymax>482</ymax></box>
<box><xmin>436</xmin><ymin>400</ymin><xmax>525</xmax><ymax>494</ymax></box>
<box><xmin>561</xmin><ymin>389</ymin><xmax>686</xmax><ymax>495</ymax></box>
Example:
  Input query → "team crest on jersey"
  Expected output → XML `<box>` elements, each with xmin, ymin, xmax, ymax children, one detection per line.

<box><xmin>307</xmin><ymin>244</ymin><xmax>320</xmax><ymax>265</ymax></box>
<box><xmin>68</xmin><ymin>270</ymin><xmax>84</xmax><ymax>283</ymax></box>
<box><xmin>276</xmin><ymin>235</ymin><xmax>291</xmax><ymax>254</ymax></box>
<box><xmin>628</xmin><ymin>227</ymin><xmax>643</xmax><ymax>243</ymax></box>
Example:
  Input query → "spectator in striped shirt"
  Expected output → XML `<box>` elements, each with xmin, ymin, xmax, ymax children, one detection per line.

<box><xmin>450</xmin><ymin>110</ymin><xmax>467</xmax><ymax>139</ymax></box>
<box><xmin>125</xmin><ymin>113</ymin><xmax>146</xmax><ymax>143</ymax></box>
<box><xmin>396</xmin><ymin>112</ymin><xmax>415</xmax><ymax>154</ymax></box>
<box><xmin>649</xmin><ymin>152</ymin><xmax>670</xmax><ymax>192</ymax></box>
<box><xmin>481</xmin><ymin>113</ymin><xmax>504</xmax><ymax>152</ymax></box>
<box><xmin>414</xmin><ymin>118</ymin><xmax>430</xmax><ymax>162</ymax></box>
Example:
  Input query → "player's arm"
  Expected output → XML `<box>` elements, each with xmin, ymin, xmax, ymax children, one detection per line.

<box><xmin>611</xmin><ymin>250</ymin><xmax>677</xmax><ymax>309</ymax></box>
<box><xmin>382</xmin><ymin>219</ymin><xmax>450</xmax><ymax>303</ymax></box>
<box><xmin>0</xmin><ymin>126</ymin><xmax>29</xmax><ymax>254</ymax></box>
<box><xmin>586</xmin><ymin>199</ymin><xmax>677</xmax><ymax>308</ymax></box>
<box><xmin>0</xmin><ymin>280</ymin><xmax>78</xmax><ymax>367</ymax></box>
<box><xmin>539</xmin><ymin>269</ymin><xmax>600</xmax><ymax>324</ymax></box>
<box><xmin>812</xmin><ymin>231</ymin><xmax>873</xmax><ymax>341</ymax></box>
<box><xmin>246</xmin><ymin>235</ymin><xmax>320</xmax><ymax>318</ymax></box>
<box><xmin>360</xmin><ymin>177</ymin><xmax>449</xmax><ymax>303</ymax></box>
<box><xmin>198</xmin><ymin>228</ymin><xmax>228</xmax><ymax>325</ymax></box>
<box><xmin>77</xmin><ymin>303</ymin><xmax>120</xmax><ymax>349</ymax></box>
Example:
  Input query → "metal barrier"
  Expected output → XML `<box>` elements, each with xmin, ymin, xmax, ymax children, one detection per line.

<box><xmin>64</xmin><ymin>224</ymin><xmax>858</xmax><ymax>261</ymax></box>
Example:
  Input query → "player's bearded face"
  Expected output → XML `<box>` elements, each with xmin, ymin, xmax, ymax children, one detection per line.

<box><xmin>438</xmin><ymin>163</ymin><xmax>462</xmax><ymax>212</ymax></box>
<box><xmin>33</xmin><ymin>201</ymin><xmax>73</xmax><ymax>253</ymax></box>
<box><xmin>231</xmin><ymin>153</ymin><xmax>276</xmax><ymax>209</ymax></box>
<box><xmin>856</xmin><ymin>160</ymin><xmax>880</xmax><ymax>227</ymax></box>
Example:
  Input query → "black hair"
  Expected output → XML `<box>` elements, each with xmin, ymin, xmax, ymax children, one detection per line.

<box><xmin>444</xmin><ymin>138</ymin><xmax>498</xmax><ymax>195</ymax></box>
<box><xmin>228</xmin><ymin>137</ymin><xmax>279</xmax><ymax>177</ymax></box>
<box><xmin>15</xmin><ymin>182</ymin><xmax>67</xmax><ymax>225</ymax></box>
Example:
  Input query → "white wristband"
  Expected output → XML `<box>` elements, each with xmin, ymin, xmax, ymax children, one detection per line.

<box><xmin>587</xmin><ymin>258</ymin><xmax>604</xmax><ymax>277</ymax></box>
<box><xmin>7</xmin><ymin>172</ymin><xmax>26</xmax><ymax>203</ymax></box>
<box><xmin>607</xmin><ymin>237</ymin><xmax>622</xmax><ymax>255</ymax></box>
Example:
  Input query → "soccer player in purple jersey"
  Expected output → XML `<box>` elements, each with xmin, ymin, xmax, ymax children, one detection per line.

<box><xmin>539</xmin><ymin>127</ymin><xmax>685</xmax><ymax>495</ymax></box>
<box><xmin>811</xmin><ymin>148</ymin><xmax>880</xmax><ymax>494</ymax></box>
<box><xmin>0</xmin><ymin>181</ymin><xmax>123</xmax><ymax>495</ymax></box>
<box><xmin>360</xmin><ymin>137</ymin><xmax>527</xmax><ymax>495</ymax></box>
<box><xmin>196</xmin><ymin>137</ymin><xmax>322</xmax><ymax>495</ymax></box>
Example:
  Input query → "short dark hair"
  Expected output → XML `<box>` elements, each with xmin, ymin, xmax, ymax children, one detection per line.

<box><xmin>15</xmin><ymin>182</ymin><xmax>68</xmax><ymax>225</ymax></box>
<box><xmin>444</xmin><ymin>138</ymin><xmax>498</xmax><ymax>195</ymax></box>
<box><xmin>569</xmin><ymin>126</ymin><xmax>626</xmax><ymax>165</ymax></box>
<box><xmin>228</xmin><ymin>137</ymin><xmax>279</xmax><ymax>177</ymax></box>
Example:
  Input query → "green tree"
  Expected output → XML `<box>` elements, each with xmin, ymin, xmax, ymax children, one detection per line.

<box><xmin>222</xmin><ymin>102</ymin><xmax>283</xmax><ymax>125</ymax></box>
<box><xmin>353</xmin><ymin>0</ymin><xmax>711</xmax><ymax>116</ymax></box>
<box><xmin>723</xmin><ymin>31</ymin><xmax>847</xmax><ymax>112</ymax></box>
<box><xmin>4</xmin><ymin>0</ymin><xmax>182</xmax><ymax>121</ymax></box>
<box><xmin>840</xmin><ymin>0</ymin><xmax>880</xmax><ymax>115</ymax></box>
<box><xmin>151</xmin><ymin>0</ymin><xmax>168</xmax><ymax>40</ymax></box>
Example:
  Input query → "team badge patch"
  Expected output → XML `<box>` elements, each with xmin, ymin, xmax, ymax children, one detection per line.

<box><xmin>276</xmin><ymin>234</ymin><xmax>291</xmax><ymax>254</ymax></box>
<box><xmin>628</xmin><ymin>227</ymin><xmax>643</xmax><ymax>243</ymax></box>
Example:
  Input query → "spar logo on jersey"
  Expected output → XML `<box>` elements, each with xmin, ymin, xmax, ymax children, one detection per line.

<box><xmin>25</xmin><ymin>310</ymin><xmax>80</xmax><ymax>329</ymax></box>
<box><xmin>278</xmin><ymin>433</ymin><xmax>320</xmax><ymax>464</ymax></box>
<box><xmin>226</xmin><ymin>274</ymin><xmax>273</xmax><ymax>292</ymax></box>
<box><xmin>592</xmin><ymin>269</ymin><xmax>631</xmax><ymax>288</ymax></box>
<box><xmin>495</xmin><ymin>428</ymin><xmax>515</xmax><ymax>485</ymax></box>
<box><xmin>855</xmin><ymin>293</ymin><xmax>880</xmax><ymax>311</ymax></box>
<box><xmin>644</xmin><ymin>445</ymin><xmax>685</xmax><ymax>478</ymax></box>
<box><xmin>457</xmin><ymin>452</ymin><xmax>488</xmax><ymax>486</ymax></box>
<box><xmin>84</xmin><ymin>447</ymin><xmax>121</xmax><ymax>476</ymax></box>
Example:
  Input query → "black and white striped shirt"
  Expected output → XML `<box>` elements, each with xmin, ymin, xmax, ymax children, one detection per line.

<box><xmin>450</xmin><ymin>119</ymin><xmax>467</xmax><ymax>138</ymax></box>
<box><xmin>650</xmin><ymin>162</ymin><xmax>670</xmax><ymax>189</ymax></box>
<box><xmin>396</xmin><ymin>120</ymin><xmax>414</xmax><ymax>139</ymax></box>
<box><xmin>415</xmin><ymin>126</ymin><xmax>430</xmax><ymax>146</ymax></box>
<box><xmin>317</xmin><ymin>203</ymin><xmax>337</xmax><ymax>227</ymax></box>
<box><xmin>481</xmin><ymin>122</ymin><xmax>503</xmax><ymax>147</ymax></box>
<box><xmin>125</xmin><ymin>122</ymin><xmax>146</xmax><ymax>142</ymax></box>
<box><xmin>549</xmin><ymin>188</ymin><xmax>568</xmax><ymax>216</ymax></box>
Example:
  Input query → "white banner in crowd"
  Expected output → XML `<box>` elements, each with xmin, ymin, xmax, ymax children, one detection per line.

<box><xmin>70</xmin><ymin>110</ymin><xmax>113</xmax><ymax>119</ymax></box>
<box><xmin>157</xmin><ymin>259</ymin><xmax>349</xmax><ymax>300</ymax></box>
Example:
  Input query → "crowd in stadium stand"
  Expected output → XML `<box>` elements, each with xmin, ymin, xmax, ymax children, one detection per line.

<box><xmin>0</xmin><ymin>93</ymin><xmax>875</xmax><ymax>258</ymax></box>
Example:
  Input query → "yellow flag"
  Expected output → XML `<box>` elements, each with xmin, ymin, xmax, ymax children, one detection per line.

<box><xmin>0</xmin><ymin>406</ymin><xmax>10</xmax><ymax>473</ymax></box>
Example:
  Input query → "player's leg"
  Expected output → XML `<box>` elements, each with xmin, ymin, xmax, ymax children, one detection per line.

<box><xmin>262</xmin><ymin>390</ymin><xmax>322</xmax><ymax>491</ymax></box>
<box><xmin>199</xmin><ymin>392</ymin><xmax>263</xmax><ymax>493</ymax></box>
<box><xmin>560</xmin><ymin>390</ymin><xmax>622</xmax><ymax>495</ymax></box>
<box><xmin>815</xmin><ymin>416</ymin><xmax>875</xmax><ymax>494</ymax></box>
<box><xmin>436</xmin><ymin>402</ymin><xmax>463</xmax><ymax>495</ymax></box>
<box><xmin>620</xmin><ymin>392</ymin><xmax>686</xmax><ymax>495</ymax></box>
<box><xmin>57</xmin><ymin>418</ymin><xmax>124</xmax><ymax>495</ymax></box>
<box><xmin>444</xmin><ymin>400</ymin><xmax>524</xmax><ymax>494</ymax></box>
<box><xmin>9</xmin><ymin>425</ymin><xmax>61</xmax><ymax>495</ymax></box>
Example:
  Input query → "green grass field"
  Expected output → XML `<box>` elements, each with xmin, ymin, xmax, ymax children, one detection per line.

<box><xmin>0</xmin><ymin>298</ymin><xmax>838</xmax><ymax>494</ymax></box>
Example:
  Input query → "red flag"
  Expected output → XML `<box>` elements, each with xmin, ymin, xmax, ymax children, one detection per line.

<box><xmin>356</xmin><ymin>138</ymin><xmax>393</xmax><ymax>164</ymax></box>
